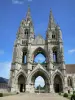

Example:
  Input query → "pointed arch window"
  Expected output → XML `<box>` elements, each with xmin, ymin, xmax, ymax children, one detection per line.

<box><xmin>25</xmin><ymin>29</ymin><xmax>28</xmax><ymax>34</ymax></box>
<box><xmin>52</xmin><ymin>34</ymin><xmax>55</xmax><ymax>39</ymax></box>
<box><xmin>67</xmin><ymin>77</ymin><xmax>73</xmax><ymax>87</ymax></box>
<box><xmin>22</xmin><ymin>50</ymin><xmax>27</xmax><ymax>64</ymax></box>
<box><xmin>53</xmin><ymin>47</ymin><xmax>58</xmax><ymax>63</ymax></box>
<box><xmin>25</xmin><ymin>29</ymin><xmax>28</xmax><ymax>39</ymax></box>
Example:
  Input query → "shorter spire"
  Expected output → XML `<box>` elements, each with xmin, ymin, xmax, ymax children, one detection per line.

<box><xmin>26</xmin><ymin>6</ymin><xmax>32</xmax><ymax>21</ymax></box>
<box><xmin>48</xmin><ymin>9</ymin><xmax>56</xmax><ymax>29</ymax></box>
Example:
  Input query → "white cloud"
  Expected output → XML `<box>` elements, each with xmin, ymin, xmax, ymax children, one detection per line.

<box><xmin>68</xmin><ymin>49</ymin><xmax>75</xmax><ymax>54</ymax></box>
<box><xmin>0</xmin><ymin>62</ymin><xmax>11</xmax><ymax>79</ymax></box>
<box><xmin>0</xmin><ymin>50</ymin><xmax>4</xmax><ymax>55</ymax></box>
<box><xmin>12</xmin><ymin>0</ymin><xmax>25</xmax><ymax>4</ymax></box>
<box><xmin>28</xmin><ymin>0</ymin><xmax>32</xmax><ymax>1</ymax></box>
<box><xmin>12</xmin><ymin>0</ymin><xmax>32</xmax><ymax>4</ymax></box>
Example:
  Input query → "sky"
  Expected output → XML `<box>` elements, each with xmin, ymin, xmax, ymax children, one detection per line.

<box><xmin>0</xmin><ymin>0</ymin><xmax>75</xmax><ymax>86</ymax></box>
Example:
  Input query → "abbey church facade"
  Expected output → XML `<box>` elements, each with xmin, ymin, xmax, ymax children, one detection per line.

<box><xmin>9</xmin><ymin>8</ymin><xmax>75</xmax><ymax>93</ymax></box>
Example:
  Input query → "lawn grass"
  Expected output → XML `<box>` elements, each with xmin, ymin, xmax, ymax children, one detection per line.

<box><xmin>0</xmin><ymin>92</ymin><xmax>17</xmax><ymax>97</ymax></box>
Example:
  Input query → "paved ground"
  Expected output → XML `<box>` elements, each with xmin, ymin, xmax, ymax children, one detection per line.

<box><xmin>0</xmin><ymin>93</ymin><xmax>68</xmax><ymax>100</ymax></box>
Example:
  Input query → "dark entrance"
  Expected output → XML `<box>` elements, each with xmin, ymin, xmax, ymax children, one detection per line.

<box><xmin>18</xmin><ymin>74</ymin><xmax>25</xmax><ymax>92</ymax></box>
<box><xmin>20</xmin><ymin>84</ymin><xmax>23</xmax><ymax>92</ymax></box>
<box><xmin>20</xmin><ymin>84</ymin><xmax>25</xmax><ymax>92</ymax></box>
<box><xmin>55</xmin><ymin>83</ymin><xmax>60</xmax><ymax>93</ymax></box>
<box><xmin>54</xmin><ymin>75</ymin><xmax>63</xmax><ymax>93</ymax></box>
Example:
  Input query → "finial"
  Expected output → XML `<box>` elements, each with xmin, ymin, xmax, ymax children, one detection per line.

<box><xmin>56</xmin><ymin>23</ymin><xmax>60</xmax><ymax>30</ymax></box>
<box><xmin>50</xmin><ymin>8</ymin><xmax>52</xmax><ymax>15</ymax></box>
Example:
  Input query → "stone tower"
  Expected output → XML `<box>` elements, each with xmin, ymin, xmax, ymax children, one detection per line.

<box><xmin>9</xmin><ymin>8</ymin><xmax>68</xmax><ymax>93</ymax></box>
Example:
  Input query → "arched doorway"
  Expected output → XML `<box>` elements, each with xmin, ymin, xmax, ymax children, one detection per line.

<box><xmin>31</xmin><ymin>71</ymin><xmax>50</xmax><ymax>93</ymax></box>
<box><xmin>18</xmin><ymin>74</ymin><xmax>26</xmax><ymax>92</ymax></box>
<box><xmin>54</xmin><ymin>75</ymin><xmax>63</xmax><ymax>93</ymax></box>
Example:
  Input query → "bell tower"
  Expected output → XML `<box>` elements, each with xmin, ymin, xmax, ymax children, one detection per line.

<box><xmin>9</xmin><ymin>7</ymin><xmax>35</xmax><ymax>92</ymax></box>
<box><xmin>46</xmin><ymin>9</ymin><xmax>65</xmax><ymax>70</ymax></box>
<box><xmin>46</xmin><ymin>9</ymin><xmax>67</xmax><ymax>92</ymax></box>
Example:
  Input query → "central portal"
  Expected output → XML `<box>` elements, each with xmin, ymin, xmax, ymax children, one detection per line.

<box><xmin>31</xmin><ymin>71</ymin><xmax>49</xmax><ymax>93</ymax></box>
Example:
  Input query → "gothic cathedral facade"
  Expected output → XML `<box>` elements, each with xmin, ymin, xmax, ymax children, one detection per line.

<box><xmin>9</xmin><ymin>8</ymin><xmax>75</xmax><ymax>93</ymax></box>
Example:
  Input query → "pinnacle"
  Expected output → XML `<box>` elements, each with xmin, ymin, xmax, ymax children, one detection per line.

<box><xmin>48</xmin><ymin>9</ymin><xmax>56</xmax><ymax>29</ymax></box>
<box><xmin>50</xmin><ymin>9</ymin><xmax>55</xmax><ymax>23</ymax></box>
<box><xmin>26</xmin><ymin>6</ymin><xmax>32</xmax><ymax>21</ymax></box>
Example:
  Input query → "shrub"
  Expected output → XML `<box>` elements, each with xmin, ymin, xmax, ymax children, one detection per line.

<box><xmin>16</xmin><ymin>92</ymin><xmax>19</xmax><ymax>94</ymax></box>
<box><xmin>63</xmin><ymin>93</ymin><xmax>68</xmax><ymax>97</ymax></box>
<box><xmin>73</xmin><ymin>91</ymin><xmax>75</xmax><ymax>94</ymax></box>
<box><xmin>71</xmin><ymin>94</ymin><xmax>75</xmax><ymax>100</ymax></box>
<box><xmin>59</xmin><ymin>92</ymin><xmax>61</xmax><ymax>95</ymax></box>
<box><xmin>0</xmin><ymin>93</ymin><xmax>3</xmax><ymax>97</ymax></box>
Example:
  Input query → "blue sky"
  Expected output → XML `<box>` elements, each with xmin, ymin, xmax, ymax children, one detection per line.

<box><xmin>0</xmin><ymin>0</ymin><xmax>75</xmax><ymax>87</ymax></box>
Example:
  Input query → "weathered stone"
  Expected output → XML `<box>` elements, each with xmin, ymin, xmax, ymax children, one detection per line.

<box><xmin>9</xmin><ymin>8</ymin><xmax>74</xmax><ymax>94</ymax></box>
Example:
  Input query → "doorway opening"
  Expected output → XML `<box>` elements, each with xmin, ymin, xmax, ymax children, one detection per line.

<box><xmin>18</xmin><ymin>74</ymin><xmax>26</xmax><ymax>92</ymax></box>
<box><xmin>35</xmin><ymin>76</ymin><xmax>45</xmax><ymax>93</ymax></box>
<box><xmin>54</xmin><ymin>75</ymin><xmax>63</xmax><ymax>93</ymax></box>
<box><xmin>31</xmin><ymin>71</ymin><xmax>49</xmax><ymax>93</ymax></box>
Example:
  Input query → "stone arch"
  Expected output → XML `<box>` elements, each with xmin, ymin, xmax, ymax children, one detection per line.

<box><xmin>32</xmin><ymin>47</ymin><xmax>47</xmax><ymax>63</ymax></box>
<box><xmin>16</xmin><ymin>70</ymin><xmax>27</xmax><ymax>80</ymax></box>
<box><xmin>67</xmin><ymin>76</ymin><xmax>73</xmax><ymax>88</ymax></box>
<box><xmin>16</xmin><ymin>70</ymin><xmax>27</xmax><ymax>92</ymax></box>
<box><xmin>52</xmin><ymin>70</ymin><xmax>64</xmax><ymax>93</ymax></box>
<box><xmin>27</xmin><ymin>65</ymin><xmax>50</xmax><ymax>93</ymax></box>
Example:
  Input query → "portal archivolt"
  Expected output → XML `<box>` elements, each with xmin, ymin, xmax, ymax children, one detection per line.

<box><xmin>30</xmin><ymin>70</ymin><xmax>50</xmax><ymax>93</ymax></box>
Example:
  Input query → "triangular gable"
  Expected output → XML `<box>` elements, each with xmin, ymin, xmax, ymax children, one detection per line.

<box><xmin>32</xmin><ymin>35</ymin><xmax>45</xmax><ymax>45</ymax></box>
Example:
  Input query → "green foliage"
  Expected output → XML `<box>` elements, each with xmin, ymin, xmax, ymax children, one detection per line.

<box><xmin>16</xmin><ymin>92</ymin><xmax>19</xmax><ymax>94</ymax></box>
<box><xmin>71</xmin><ymin>94</ymin><xmax>75</xmax><ymax>100</ymax></box>
<box><xmin>0</xmin><ymin>93</ymin><xmax>3</xmax><ymax>97</ymax></box>
<box><xmin>59</xmin><ymin>92</ymin><xmax>61</xmax><ymax>95</ymax></box>
<box><xmin>73</xmin><ymin>91</ymin><xmax>75</xmax><ymax>94</ymax></box>
<box><xmin>36</xmin><ymin>85</ymin><xmax>45</xmax><ymax>90</ymax></box>
<box><xmin>63</xmin><ymin>93</ymin><xmax>68</xmax><ymax>97</ymax></box>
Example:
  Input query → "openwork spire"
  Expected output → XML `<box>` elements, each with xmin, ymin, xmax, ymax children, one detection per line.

<box><xmin>48</xmin><ymin>9</ymin><xmax>56</xmax><ymax>29</ymax></box>
<box><xmin>26</xmin><ymin>6</ymin><xmax>32</xmax><ymax>21</ymax></box>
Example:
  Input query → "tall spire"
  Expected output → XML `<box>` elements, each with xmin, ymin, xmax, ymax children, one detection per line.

<box><xmin>48</xmin><ymin>9</ymin><xmax>56</xmax><ymax>29</ymax></box>
<box><xmin>26</xmin><ymin>6</ymin><xmax>32</xmax><ymax>21</ymax></box>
